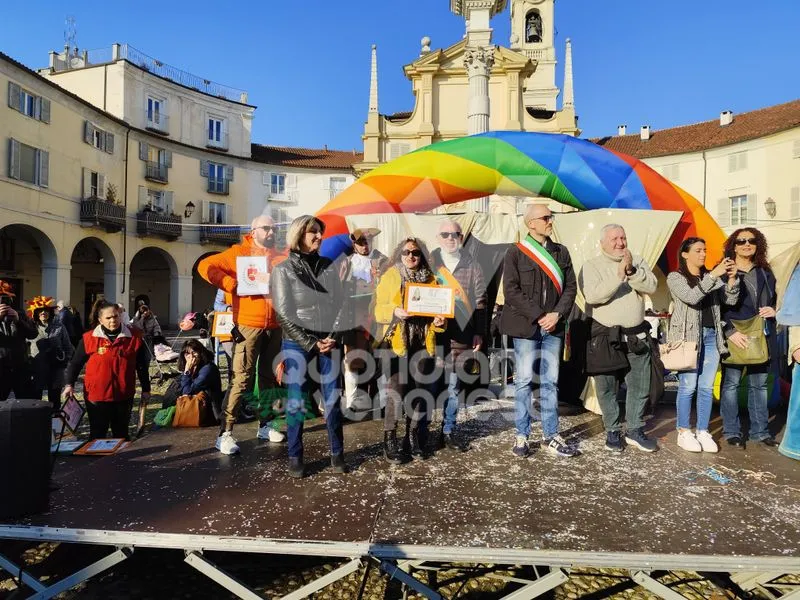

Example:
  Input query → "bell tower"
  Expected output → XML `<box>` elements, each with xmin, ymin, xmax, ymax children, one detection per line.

<box><xmin>510</xmin><ymin>0</ymin><xmax>558</xmax><ymax>111</ymax></box>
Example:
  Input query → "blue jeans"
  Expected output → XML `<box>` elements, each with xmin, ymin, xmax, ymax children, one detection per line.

<box><xmin>513</xmin><ymin>330</ymin><xmax>561</xmax><ymax>439</ymax></box>
<box><xmin>282</xmin><ymin>339</ymin><xmax>344</xmax><ymax>458</ymax></box>
<box><xmin>720</xmin><ymin>362</ymin><xmax>769</xmax><ymax>441</ymax></box>
<box><xmin>676</xmin><ymin>327</ymin><xmax>720</xmax><ymax>431</ymax></box>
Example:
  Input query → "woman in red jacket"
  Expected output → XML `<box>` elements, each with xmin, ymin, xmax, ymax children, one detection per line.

<box><xmin>63</xmin><ymin>300</ymin><xmax>151</xmax><ymax>439</ymax></box>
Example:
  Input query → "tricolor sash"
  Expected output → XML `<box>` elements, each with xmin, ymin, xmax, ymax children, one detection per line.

<box><xmin>516</xmin><ymin>234</ymin><xmax>564</xmax><ymax>295</ymax></box>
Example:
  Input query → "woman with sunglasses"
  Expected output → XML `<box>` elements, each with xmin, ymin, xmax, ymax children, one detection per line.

<box><xmin>666</xmin><ymin>238</ymin><xmax>738</xmax><ymax>452</ymax></box>
<box><xmin>374</xmin><ymin>237</ymin><xmax>446</xmax><ymax>464</ymax></box>
<box><xmin>719</xmin><ymin>227</ymin><xmax>778</xmax><ymax>448</ymax></box>
<box><xmin>272</xmin><ymin>215</ymin><xmax>345</xmax><ymax>478</ymax></box>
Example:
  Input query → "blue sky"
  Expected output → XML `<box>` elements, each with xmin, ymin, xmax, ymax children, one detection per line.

<box><xmin>2</xmin><ymin>1</ymin><xmax>798</xmax><ymax>151</ymax></box>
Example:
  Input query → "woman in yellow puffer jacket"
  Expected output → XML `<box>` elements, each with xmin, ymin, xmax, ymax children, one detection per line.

<box><xmin>374</xmin><ymin>237</ymin><xmax>445</xmax><ymax>464</ymax></box>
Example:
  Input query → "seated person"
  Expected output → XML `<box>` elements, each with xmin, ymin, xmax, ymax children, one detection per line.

<box><xmin>177</xmin><ymin>339</ymin><xmax>224</xmax><ymax>421</ymax></box>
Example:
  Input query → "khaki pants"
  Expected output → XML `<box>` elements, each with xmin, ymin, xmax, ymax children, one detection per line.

<box><xmin>222</xmin><ymin>325</ymin><xmax>282</xmax><ymax>432</ymax></box>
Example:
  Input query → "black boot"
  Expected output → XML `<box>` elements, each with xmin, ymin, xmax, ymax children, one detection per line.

<box><xmin>409</xmin><ymin>429</ymin><xmax>426</xmax><ymax>460</ymax></box>
<box><xmin>287</xmin><ymin>456</ymin><xmax>304</xmax><ymax>479</ymax></box>
<box><xmin>442</xmin><ymin>431</ymin><xmax>468</xmax><ymax>453</ymax></box>
<box><xmin>331</xmin><ymin>453</ymin><xmax>348</xmax><ymax>474</ymax></box>
<box><xmin>383</xmin><ymin>430</ymin><xmax>403</xmax><ymax>465</ymax></box>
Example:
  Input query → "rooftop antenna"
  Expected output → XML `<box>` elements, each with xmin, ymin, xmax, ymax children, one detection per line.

<box><xmin>64</xmin><ymin>16</ymin><xmax>77</xmax><ymax>55</ymax></box>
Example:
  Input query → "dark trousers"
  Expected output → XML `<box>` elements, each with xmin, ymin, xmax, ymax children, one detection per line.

<box><xmin>86</xmin><ymin>398</ymin><xmax>134</xmax><ymax>439</ymax></box>
<box><xmin>0</xmin><ymin>363</ymin><xmax>33</xmax><ymax>402</ymax></box>
<box><xmin>382</xmin><ymin>355</ymin><xmax>432</xmax><ymax>437</ymax></box>
<box><xmin>31</xmin><ymin>355</ymin><xmax>65</xmax><ymax>411</ymax></box>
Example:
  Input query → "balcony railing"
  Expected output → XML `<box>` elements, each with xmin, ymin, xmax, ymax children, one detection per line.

<box><xmin>200</xmin><ymin>225</ymin><xmax>241</xmax><ymax>245</ymax></box>
<box><xmin>145</xmin><ymin>111</ymin><xmax>169</xmax><ymax>134</ymax></box>
<box><xmin>522</xmin><ymin>48</ymin><xmax>555</xmax><ymax>62</ymax></box>
<box><xmin>136</xmin><ymin>211</ymin><xmax>182</xmax><ymax>239</ymax></box>
<box><xmin>79</xmin><ymin>197</ymin><xmax>125</xmax><ymax>233</ymax></box>
<box><xmin>207</xmin><ymin>179</ymin><xmax>230</xmax><ymax>195</ymax></box>
<box><xmin>145</xmin><ymin>161</ymin><xmax>169</xmax><ymax>183</ymax></box>
<box><xmin>206</xmin><ymin>132</ymin><xmax>229</xmax><ymax>150</ymax></box>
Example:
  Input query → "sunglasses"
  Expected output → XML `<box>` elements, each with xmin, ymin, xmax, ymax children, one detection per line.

<box><xmin>401</xmin><ymin>249</ymin><xmax>422</xmax><ymax>258</ymax></box>
<box><xmin>439</xmin><ymin>232</ymin><xmax>462</xmax><ymax>239</ymax></box>
<box><xmin>254</xmin><ymin>225</ymin><xmax>274</xmax><ymax>232</ymax></box>
<box><xmin>530</xmin><ymin>215</ymin><xmax>555</xmax><ymax>223</ymax></box>
<box><xmin>735</xmin><ymin>238</ymin><xmax>757</xmax><ymax>246</ymax></box>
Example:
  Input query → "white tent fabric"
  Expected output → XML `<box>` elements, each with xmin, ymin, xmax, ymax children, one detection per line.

<box><xmin>346</xmin><ymin>209</ymin><xmax>682</xmax><ymax>414</ymax></box>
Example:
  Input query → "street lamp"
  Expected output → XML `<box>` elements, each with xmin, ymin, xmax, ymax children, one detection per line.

<box><xmin>764</xmin><ymin>197</ymin><xmax>776</xmax><ymax>219</ymax></box>
<box><xmin>184</xmin><ymin>201</ymin><xmax>196</xmax><ymax>219</ymax></box>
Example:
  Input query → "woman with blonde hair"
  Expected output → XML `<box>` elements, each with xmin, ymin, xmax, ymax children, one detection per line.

<box><xmin>374</xmin><ymin>237</ymin><xmax>445</xmax><ymax>464</ymax></box>
<box><xmin>271</xmin><ymin>215</ymin><xmax>345</xmax><ymax>478</ymax></box>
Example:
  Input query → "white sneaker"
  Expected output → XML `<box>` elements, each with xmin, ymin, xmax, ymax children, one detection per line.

<box><xmin>257</xmin><ymin>424</ymin><xmax>285</xmax><ymax>443</ymax></box>
<box><xmin>215</xmin><ymin>431</ymin><xmax>240</xmax><ymax>455</ymax></box>
<box><xmin>695</xmin><ymin>430</ymin><xmax>719</xmax><ymax>453</ymax></box>
<box><xmin>677</xmin><ymin>429</ymin><xmax>702</xmax><ymax>453</ymax></box>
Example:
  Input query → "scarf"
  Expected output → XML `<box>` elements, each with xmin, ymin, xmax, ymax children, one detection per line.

<box><xmin>397</xmin><ymin>263</ymin><xmax>433</xmax><ymax>351</ymax></box>
<box><xmin>350</xmin><ymin>253</ymin><xmax>373</xmax><ymax>283</ymax></box>
<box><xmin>101</xmin><ymin>325</ymin><xmax>121</xmax><ymax>344</ymax></box>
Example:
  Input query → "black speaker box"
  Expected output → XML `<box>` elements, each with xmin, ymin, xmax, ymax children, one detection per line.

<box><xmin>0</xmin><ymin>399</ymin><xmax>52</xmax><ymax>519</ymax></box>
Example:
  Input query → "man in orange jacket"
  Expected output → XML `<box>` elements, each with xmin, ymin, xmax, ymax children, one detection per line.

<box><xmin>198</xmin><ymin>214</ymin><xmax>287</xmax><ymax>455</ymax></box>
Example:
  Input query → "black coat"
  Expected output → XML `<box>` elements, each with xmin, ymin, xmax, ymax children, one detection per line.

<box><xmin>430</xmin><ymin>248</ymin><xmax>488</xmax><ymax>344</ymax></box>
<box><xmin>0</xmin><ymin>314</ymin><xmax>37</xmax><ymax>367</ymax></box>
<box><xmin>271</xmin><ymin>250</ymin><xmax>343</xmax><ymax>352</ymax></box>
<box><xmin>500</xmin><ymin>240</ymin><xmax>577</xmax><ymax>339</ymax></box>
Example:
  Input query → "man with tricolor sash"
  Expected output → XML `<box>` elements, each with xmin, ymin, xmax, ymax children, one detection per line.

<box><xmin>430</xmin><ymin>219</ymin><xmax>487</xmax><ymax>452</ymax></box>
<box><xmin>501</xmin><ymin>204</ymin><xmax>578</xmax><ymax>458</ymax></box>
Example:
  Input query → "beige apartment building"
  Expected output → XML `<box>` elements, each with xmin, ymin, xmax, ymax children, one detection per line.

<box><xmin>595</xmin><ymin>100</ymin><xmax>800</xmax><ymax>256</ymax></box>
<box><xmin>1</xmin><ymin>45</ymin><xmax>360</xmax><ymax>327</ymax></box>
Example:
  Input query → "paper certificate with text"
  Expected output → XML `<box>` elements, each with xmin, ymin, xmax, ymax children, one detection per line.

<box><xmin>404</xmin><ymin>283</ymin><xmax>455</xmax><ymax>318</ymax></box>
<box><xmin>236</xmin><ymin>256</ymin><xmax>269</xmax><ymax>295</ymax></box>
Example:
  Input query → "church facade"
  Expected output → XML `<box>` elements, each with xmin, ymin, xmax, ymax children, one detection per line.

<box><xmin>355</xmin><ymin>0</ymin><xmax>578</xmax><ymax>214</ymax></box>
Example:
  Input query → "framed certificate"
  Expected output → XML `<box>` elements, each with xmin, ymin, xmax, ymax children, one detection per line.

<box><xmin>404</xmin><ymin>283</ymin><xmax>455</xmax><ymax>318</ymax></box>
<box><xmin>212</xmin><ymin>311</ymin><xmax>234</xmax><ymax>341</ymax></box>
<box><xmin>61</xmin><ymin>394</ymin><xmax>85</xmax><ymax>434</ymax></box>
<box><xmin>236</xmin><ymin>256</ymin><xmax>269</xmax><ymax>296</ymax></box>
<box><xmin>73</xmin><ymin>438</ymin><xmax>126</xmax><ymax>455</ymax></box>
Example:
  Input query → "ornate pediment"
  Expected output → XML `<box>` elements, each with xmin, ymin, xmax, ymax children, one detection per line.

<box><xmin>404</xmin><ymin>39</ymin><xmax>534</xmax><ymax>78</ymax></box>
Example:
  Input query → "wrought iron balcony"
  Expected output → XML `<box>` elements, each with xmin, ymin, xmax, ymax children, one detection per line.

<box><xmin>207</xmin><ymin>179</ymin><xmax>230</xmax><ymax>195</ymax></box>
<box><xmin>200</xmin><ymin>225</ymin><xmax>241</xmax><ymax>245</ymax></box>
<box><xmin>136</xmin><ymin>211</ymin><xmax>182</xmax><ymax>239</ymax></box>
<box><xmin>79</xmin><ymin>197</ymin><xmax>125</xmax><ymax>233</ymax></box>
<box><xmin>145</xmin><ymin>161</ymin><xmax>168</xmax><ymax>183</ymax></box>
<box><xmin>145</xmin><ymin>111</ymin><xmax>169</xmax><ymax>134</ymax></box>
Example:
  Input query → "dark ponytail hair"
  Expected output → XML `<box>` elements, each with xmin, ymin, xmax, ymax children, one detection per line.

<box><xmin>677</xmin><ymin>237</ymin><xmax>707</xmax><ymax>288</ymax></box>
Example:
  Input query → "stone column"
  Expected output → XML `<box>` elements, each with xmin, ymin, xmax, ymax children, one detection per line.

<box><xmin>464</xmin><ymin>46</ymin><xmax>495</xmax><ymax>212</ymax></box>
<box><xmin>41</xmin><ymin>263</ymin><xmax>71</xmax><ymax>302</ymax></box>
<box><xmin>171</xmin><ymin>275</ymin><xmax>193</xmax><ymax>329</ymax></box>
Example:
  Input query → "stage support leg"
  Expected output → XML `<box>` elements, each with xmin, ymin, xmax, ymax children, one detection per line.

<box><xmin>0</xmin><ymin>552</ymin><xmax>47</xmax><ymax>594</ymax></box>
<box><xmin>278</xmin><ymin>557</ymin><xmax>362</xmax><ymax>600</ymax></box>
<box><xmin>27</xmin><ymin>546</ymin><xmax>132</xmax><ymax>600</ymax></box>
<box><xmin>498</xmin><ymin>568</ymin><xmax>569</xmax><ymax>600</ymax></box>
<box><xmin>630</xmin><ymin>570</ymin><xmax>688</xmax><ymax>600</ymax></box>
<box><xmin>184</xmin><ymin>550</ymin><xmax>262</xmax><ymax>600</ymax></box>
<box><xmin>380</xmin><ymin>560</ymin><xmax>443</xmax><ymax>600</ymax></box>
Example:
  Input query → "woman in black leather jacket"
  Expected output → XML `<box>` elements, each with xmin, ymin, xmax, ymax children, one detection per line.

<box><xmin>271</xmin><ymin>215</ymin><xmax>345</xmax><ymax>478</ymax></box>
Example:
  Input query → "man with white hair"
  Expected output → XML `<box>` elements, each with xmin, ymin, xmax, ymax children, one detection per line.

<box><xmin>198</xmin><ymin>214</ymin><xmax>287</xmax><ymax>455</ymax></box>
<box><xmin>580</xmin><ymin>224</ymin><xmax>659</xmax><ymax>453</ymax></box>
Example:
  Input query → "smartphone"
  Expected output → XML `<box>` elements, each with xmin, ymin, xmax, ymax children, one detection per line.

<box><xmin>230</xmin><ymin>325</ymin><xmax>246</xmax><ymax>344</ymax></box>
<box><xmin>0</xmin><ymin>295</ymin><xmax>11</xmax><ymax>306</ymax></box>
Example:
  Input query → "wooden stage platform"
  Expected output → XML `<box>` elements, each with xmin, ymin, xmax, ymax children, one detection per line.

<box><xmin>2</xmin><ymin>399</ymin><xmax>799</xmax><ymax>599</ymax></box>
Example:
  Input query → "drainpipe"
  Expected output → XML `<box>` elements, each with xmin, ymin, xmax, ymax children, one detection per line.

<box><xmin>121</xmin><ymin>127</ymin><xmax>131</xmax><ymax>296</ymax></box>
<box><xmin>701</xmin><ymin>150</ymin><xmax>707</xmax><ymax>208</ymax></box>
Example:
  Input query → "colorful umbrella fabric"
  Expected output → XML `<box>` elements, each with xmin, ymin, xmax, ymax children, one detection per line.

<box><xmin>316</xmin><ymin>131</ymin><xmax>725</xmax><ymax>270</ymax></box>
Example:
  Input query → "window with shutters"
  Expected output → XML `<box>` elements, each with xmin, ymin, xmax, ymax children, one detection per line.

<box><xmin>270</xmin><ymin>207</ymin><xmax>290</xmax><ymax>248</ymax></box>
<box><xmin>145</xmin><ymin>95</ymin><xmax>168</xmax><ymax>133</ymax></box>
<box><xmin>661</xmin><ymin>164</ymin><xmax>680</xmax><ymax>181</ymax></box>
<box><xmin>729</xmin><ymin>194</ymin><xmax>749</xmax><ymax>226</ymax></box>
<box><xmin>208</xmin><ymin>201</ymin><xmax>226</xmax><ymax>224</ymax></box>
<box><xmin>8</xmin><ymin>139</ymin><xmax>48</xmax><ymax>187</ymax></box>
<box><xmin>329</xmin><ymin>176</ymin><xmax>347</xmax><ymax>200</ymax></box>
<box><xmin>84</xmin><ymin>121</ymin><xmax>114</xmax><ymax>154</ymax></box>
<box><xmin>207</xmin><ymin>162</ymin><xmax>229</xmax><ymax>194</ymax></box>
<box><xmin>90</xmin><ymin>171</ymin><xmax>100</xmax><ymax>197</ymax></box>
<box><xmin>207</xmin><ymin>116</ymin><xmax>227</xmax><ymax>149</ymax></box>
<box><xmin>728</xmin><ymin>152</ymin><xmax>747</xmax><ymax>172</ymax></box>
<box><xmin>147</xmin><ymin>189</ymin><xmax>166</xmax><ymax>212</ymax></box>
<box><xmin>791</xmin><ymin>187</ymin><xmax>800</xmax><ymax>220</ymax></box>
<box><xmin>271</xmin><ymin>173</ymin><xmax>286</xmax><ymax>197</ymax></box>
<box><xmin>7</xmin><ymin>82</ymin><xmax>50</xmax><ymax>123</ymax></box>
